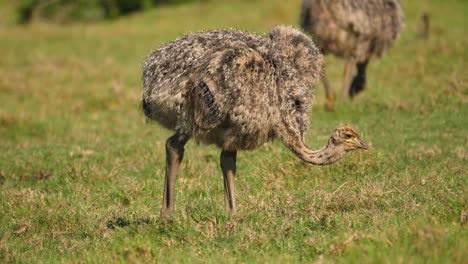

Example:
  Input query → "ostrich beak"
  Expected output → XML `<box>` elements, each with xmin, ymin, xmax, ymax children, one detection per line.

<box><xmin>356</xmin><ymin>139</ymin><xmax>369</xmax><ymax>150</ymax></box>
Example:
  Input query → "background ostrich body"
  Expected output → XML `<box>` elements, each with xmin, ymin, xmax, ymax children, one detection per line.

<box><xmin>142</xmin><ymin>26</ymin><xmax>322</xmax><ymax>151</ymax></box>
<box><xmin>300</xmin><ymin>0</ymin><xmax>404</xmax><ymax>62</ymax></box>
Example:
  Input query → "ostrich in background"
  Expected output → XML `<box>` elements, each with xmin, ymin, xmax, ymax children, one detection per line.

<box><xmin>142</xmin><ymin>25</ymin><xmax>368</xmax><ymax>217</ymax></box>
<box><xmin>300</xmin><ymin>0</ymin><xmax>404</xmax><ymax>110</ymax></box>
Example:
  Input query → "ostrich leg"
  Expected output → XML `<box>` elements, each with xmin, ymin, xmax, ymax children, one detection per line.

<box><xmin>321</xmin><ymin>72</ymin><xmax>335</xmax><ymax>111</ymax></box>
<box><xmin>220</xmin><ymin>150</ymin><xmax>237</xmax><ymax>213</ymax></box>
<box><xmin>161</xmin><ymin>132</ymin><xmax>190</xmax><ymax>218</ymax></box>
<box><xmin>342</xmin><ymin>58</ymin><xmax>357</xmax><ymax>97</ymax></box>
<box><xmin>349</xmin><ymin>60</ymin><xmax>369</xmax><ymax>97</ymax></box>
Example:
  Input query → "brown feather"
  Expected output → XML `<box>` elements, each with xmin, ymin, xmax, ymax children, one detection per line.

<box><xmin>300</xmin><ymin>0</ymin><xmax>404</xmax><ymax>61</ymax></box>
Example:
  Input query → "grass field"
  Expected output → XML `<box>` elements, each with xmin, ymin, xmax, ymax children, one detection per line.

<box><xmin>1</xmin><ymin>0</ymin><xmax>467</xmax><ymax>262</ymax></box>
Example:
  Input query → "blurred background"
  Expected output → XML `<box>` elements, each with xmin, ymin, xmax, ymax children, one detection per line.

<box><xmin>14</xmin><ymin>0</ymin><xmax>205</xmax><ymax>24</ymax></box>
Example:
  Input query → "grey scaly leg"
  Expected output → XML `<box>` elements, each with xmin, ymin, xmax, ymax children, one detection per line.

<box><xmin>220</xmin><ymin>150</ymin><xmax>237</xmax><ymax>213</ymax></box>
<box><xmin>161</xmin><ymin>132</ymin><xmax>190</xmax><ymax>218</ymax></box>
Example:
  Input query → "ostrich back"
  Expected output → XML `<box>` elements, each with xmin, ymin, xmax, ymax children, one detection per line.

<box><xmin>142</xmin><ymin>28</ymin><xmax>322</xmax><ymax>151</ymax></box>
<box><xmin>300</xmin><ymin>0</ymin><xmax>403</xmax><ymax>61</ymax></box>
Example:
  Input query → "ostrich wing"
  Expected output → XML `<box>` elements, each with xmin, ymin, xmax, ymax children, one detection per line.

<box><xmin>328</xmin><ymin>0</ymin><xmax>403</xmax><ymax>56</ymax></box>
<box><xmin>188</xmin><ymin>46</ymin><xmax>277</xmax><ymax>141</ymax></box>
<box><xmin>189</xmin><ymin>78</ymin><xmax>224</xmax><ymax>131</ymax></box>
<box><xmin>328</xmin><ymin>2</ymin><xmax>374</xmax><ymax>38</ymax></box>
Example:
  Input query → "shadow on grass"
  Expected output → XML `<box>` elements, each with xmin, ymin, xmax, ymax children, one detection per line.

<box><xmin>106</xmin><ymin>216</ymin><xmax>155</xmax><ymax>229</ymax></box>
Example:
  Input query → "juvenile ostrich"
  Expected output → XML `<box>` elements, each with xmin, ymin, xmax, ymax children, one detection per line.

<box><xmin>300</xmin><ymin>0</ymin><xmax>404</xmax><ymax>109</ymax></box>
<box><xmin>142</xmin><ymin>25</ymin><xmax>368</xmax><ymax>217</ymax></box>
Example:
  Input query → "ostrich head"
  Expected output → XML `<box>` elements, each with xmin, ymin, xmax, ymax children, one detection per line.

<box><xmin>328</xmin><ymin>124</ymin><xmax>369</xmax><ymax>152</ymax></box>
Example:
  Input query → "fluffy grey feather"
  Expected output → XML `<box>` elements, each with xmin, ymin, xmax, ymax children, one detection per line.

<box><xmin>142</xmin><ymin>25</ymin><xmax>322</xmax><ymax>151</ymax></box>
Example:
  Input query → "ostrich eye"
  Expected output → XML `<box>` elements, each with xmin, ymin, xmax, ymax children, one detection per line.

<box><xmin>344</xmin><ymin>133</ymin><xmax>353</xmax><ymax>139</ymax></box>
<box><xmin>294</xmin><ymin>99</ymin><xmax>302</xmax><ymax>109</ymax></box>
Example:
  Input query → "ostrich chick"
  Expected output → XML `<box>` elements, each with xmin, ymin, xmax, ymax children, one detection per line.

<box><xmin>300</xmin><ymin>0</ymin><xmax>404</xmax><ymax>109</ymax></box>
<box><xmin>142</xmin><ymin>25</ymin><xmax>368</xmax><ymax>217</ymax></box>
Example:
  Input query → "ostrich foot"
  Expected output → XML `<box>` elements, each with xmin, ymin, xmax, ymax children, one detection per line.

<box><xmin>325</xmin><ymin>93</ymin><xmax>336</xmax><ymax>111</ymax></box>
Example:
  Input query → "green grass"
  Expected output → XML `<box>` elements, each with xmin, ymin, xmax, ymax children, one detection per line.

<box><xmin>1</xmin><ymin>0</ymin><xmax>467</xmax><ymax>263</ymax></box>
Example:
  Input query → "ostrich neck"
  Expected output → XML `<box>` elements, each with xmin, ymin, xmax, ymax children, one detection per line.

<box><xmin>285</xmin><ymin>136</ymin><xmax>345</xmax><ymax>165</ymax></box>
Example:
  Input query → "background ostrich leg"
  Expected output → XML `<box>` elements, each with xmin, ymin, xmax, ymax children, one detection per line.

<box><xmin>349</xmin><ymin>60</ymin><xmax>369</xmax><ymax>97</ymax></box>
<box><xmin>342</xmin><ymin>58</ymin><xmax>357</xmax><ymax>97</ymax></box>
<box><xmin>161</xmin><ymin>133</ymin><xmax>190</xmax><ymax>217</ymax></box>
<box><xmin>321</xmin><ymin>72</ymin><xmax>335</xmax><ymax>111</ymax></box>
<box><xmin>221</xmin><ymin>150</ymin><xmax>237</xmax><ymax>213</ymax></box>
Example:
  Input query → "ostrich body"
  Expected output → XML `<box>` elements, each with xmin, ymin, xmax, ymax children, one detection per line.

<box><xmin>142</xmin><ymin>25</ymin><xmax>368</xmax><ymax>217</ymax></box>
<box><xmin>300</xmin><ymin>0</ymin><xmax>404</xmax><ymax>109</ymax></box>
